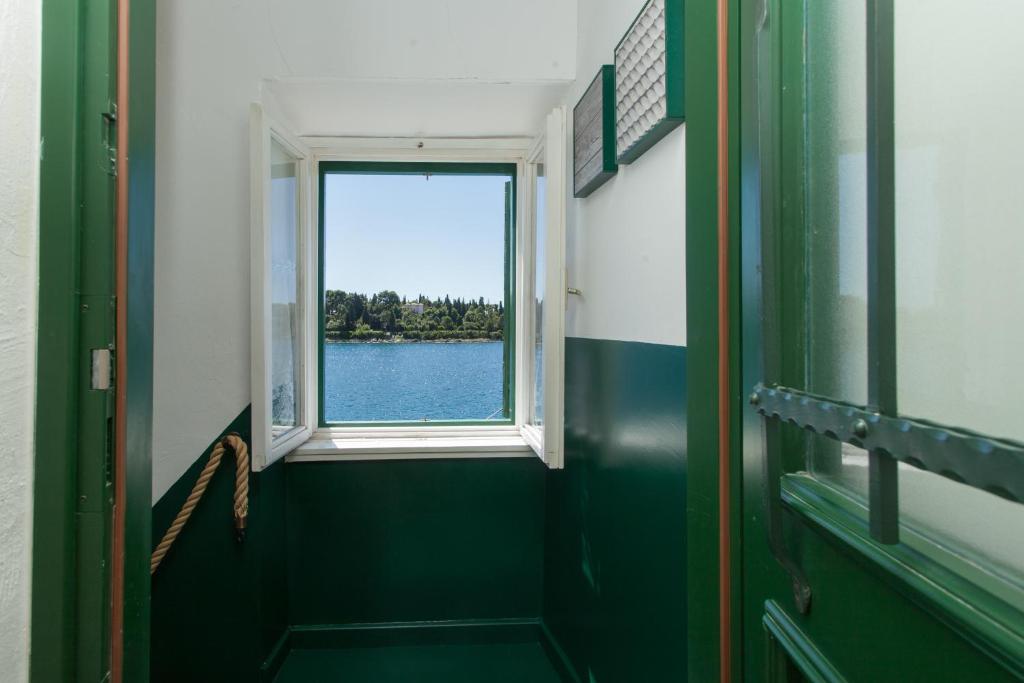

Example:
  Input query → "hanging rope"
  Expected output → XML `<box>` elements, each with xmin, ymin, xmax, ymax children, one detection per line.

<box><xmin>150</xmin><ymin>433</ymin><xmax>249</xmax><ymax>575</ymax></box>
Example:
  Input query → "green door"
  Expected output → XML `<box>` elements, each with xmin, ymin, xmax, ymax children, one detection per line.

<box><xmin>739</xmin><ymin>0</ymin><xmax>1024</xmax><ymax>680</ymax></box>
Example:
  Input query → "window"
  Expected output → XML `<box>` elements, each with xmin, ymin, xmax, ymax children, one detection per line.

<box><xmin>318</xmin><ymin>163</ymin><xmax>516</xmax><ymax>426</ymax></box>
<box><xmin>250</xmin><ymin>104</ymin><xmax>567</xmax><ymax>468</ymax></box>
<box><xmin>250</xmin><ymin>104</ymin><xmax>314</xmax><ymax>469</ymax></box>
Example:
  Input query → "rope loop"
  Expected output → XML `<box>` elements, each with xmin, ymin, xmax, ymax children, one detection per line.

<box><xmin>150</xmin><ymin>434</ymin><xmax>250</xmax><ymax>575</ymax></box>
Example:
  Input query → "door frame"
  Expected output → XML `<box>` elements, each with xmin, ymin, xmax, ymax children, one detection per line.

<box><xmin>31</xmin><ymin>0</ymin><xmax>155</xmax><ymax>680</ymax></box>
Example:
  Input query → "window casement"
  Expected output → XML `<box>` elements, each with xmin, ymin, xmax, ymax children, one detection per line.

<box><xmin>250</xmin><ymin>103</ymin><xmax>568</xmax><ymax>469</ymax></box>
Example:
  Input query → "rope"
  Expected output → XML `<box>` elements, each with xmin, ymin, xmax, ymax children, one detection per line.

<box><xmin>150</xmin><ymin>434</ymin><xmax>249</xmax><ymax>575</ymax></box>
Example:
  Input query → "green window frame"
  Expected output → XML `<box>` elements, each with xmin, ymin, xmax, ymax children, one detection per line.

<box><xmin>750</xmin><ymin>0</ymin><xmax>1024</xmax><ymax>673</ymax></box>
<box><xmin>316</xmin><ymin>161</ymin><xmax>518</xmax><ymax>429</ymax></box>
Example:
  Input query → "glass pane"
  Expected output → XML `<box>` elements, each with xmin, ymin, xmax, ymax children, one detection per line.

<box><xmin>534</xmin><ymin>162</ymin><xmax>546</xmax><ymax>426</ymax></box>
<box><xmin>901</xmin><ymin>467</ymin><xmax>1024</xmax><ymax>594</ymax></box>
<box><xmin>270</xmin><ymin>139</ymin><xmax>301</xmax><ymax>436</ymax></box>
<box><xmin>895</xmin><ymin>0</ymin><xmax>1024</xmax><ymax>441</ymax></box>
<box><xmin>321</xmin><ymin>171</ymin><xmax>510</xmax><ymax>422</ymax></box>
<box><xmin>810</xmin><ymin>437</ymin><xmax>1024</xmax><ymax>600</ymax></box>
<box><xmin>804</xmin><ymin>0</ymin><xmax>868</xmax><ymax>406</ymax></box>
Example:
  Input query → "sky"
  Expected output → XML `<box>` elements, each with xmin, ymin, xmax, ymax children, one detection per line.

<box><xmin>323</xmin><ymin>173</ymin><xmax>510</xmax><ymax>303</ymax></box>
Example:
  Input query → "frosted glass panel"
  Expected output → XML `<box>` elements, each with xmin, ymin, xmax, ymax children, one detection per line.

<box><xmin>805</xmin><ymin>1</ymin><xmax>868</xmax><ymax>406</ymax></box>
<box><xmin>810</xmin><ymin>438</ymin><xmax>1024</xmax><ymax>597</ymax></box>
<box><xmin>895</xmin><ymin>0</ymin><xmax>1024</xmax><ymax>441</ymax></box>
<box><xmin>270</xmin><ymin>139</ymin><xmax>301</xmax><ymax>436</ymax></box>
<box><xmin>534</xmin><ymin>163</ymin><xmax>546</xmax><ymax>426</ymax></box>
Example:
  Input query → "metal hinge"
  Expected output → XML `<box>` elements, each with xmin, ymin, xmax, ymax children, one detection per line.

<box><xmin>102</xmin><ymin>102</ymin><xmax>117</xmax><ymax>177</ymax></box>
<box><xmin>91</xmin><ymin>348</ymin><xmax>112</xmax><ymax>391</ymax></box>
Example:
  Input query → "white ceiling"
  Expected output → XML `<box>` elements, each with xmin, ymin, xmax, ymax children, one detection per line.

<box><xmin>264</xmin><ymin>78</ymin><xmax>571</xmax><ymax>138</ymax></box>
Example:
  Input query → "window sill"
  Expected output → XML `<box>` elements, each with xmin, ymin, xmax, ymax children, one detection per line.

<box><xmin>286</xmin><ymin>426</ymin><xmax>533</xmax><ymax>462</ymax></box>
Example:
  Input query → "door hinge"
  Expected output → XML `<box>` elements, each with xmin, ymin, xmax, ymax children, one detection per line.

<box><xmin>102</xmin><ymin>102</ymin><xmax>117</xmax><ymax>177</ymax></box>
<box><xmin>90</xmin><ymin>348</ymin><xmax>113</xmax><ymax>391</ymax></box>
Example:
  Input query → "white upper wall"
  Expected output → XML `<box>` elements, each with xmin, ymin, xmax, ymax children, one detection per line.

<box><xmin>153</xmin><ymin>0</ymin><xmax>577</xmax><ymax>501</ymax></box>
<box><xmin>563</xmin><ymin>0</ymin><xmax>686</xmax><ymax>347</ymax></box>
<box><xmin>0</xmin><ymin>0</ymin><xmax>39</xmax><ymax>678</ymax></box>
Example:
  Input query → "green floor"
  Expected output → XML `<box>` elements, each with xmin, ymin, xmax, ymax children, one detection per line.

<box><xmin>274</xmin><ymin>641</ymin><xmax>564</xmax><ymax>682</ymax></box>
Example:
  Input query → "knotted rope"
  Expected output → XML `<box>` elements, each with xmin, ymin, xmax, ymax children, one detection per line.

<box><xmin>150</xmin><ymin>434</ymin><xmax>249</xmax><ymax>574</ymax></box>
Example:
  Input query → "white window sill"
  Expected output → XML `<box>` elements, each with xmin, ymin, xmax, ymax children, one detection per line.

<box><xmin>286</xmin><ymin>426</ymin><xmax>533</xmax><ymax>462</ymax></box>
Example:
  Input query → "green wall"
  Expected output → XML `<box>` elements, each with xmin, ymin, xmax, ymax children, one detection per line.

<box><xmin>543</xmin><ymin>338</ymin><xmax>688</xmax><ymax>682</ymax></box>
<box><xmin>150</xmin><ymin>341</ymin><xmax>688</xmax><ymax>681</ymax></box>
<box><xmin>151</xmin><ymin>407</ymin><xmax>289</xmax><ymax>682</ymax></box>
<box><xmin>286</xmin><ymin>458</ymin><xmax>547</xmax><ymax>625</ymax></box>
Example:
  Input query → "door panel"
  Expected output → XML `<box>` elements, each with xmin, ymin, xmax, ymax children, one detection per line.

<box><xmin>740</xmin><ymin>0</ymin><xmax>1024</xmax><ymax>680</ymax></box>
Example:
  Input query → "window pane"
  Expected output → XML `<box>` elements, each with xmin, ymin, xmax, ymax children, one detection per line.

<box><xmin>534</xmin><ymin>163</ymin><xmax>546</xmax><ymax>426</ymax></box>
<box><xmin>894</xmin><ymin>0</ymin><xmax>1024</xmax><ymax>441</ymax></box>
<box><xmin>270</xmin><ymin>139</ymin><xmax>301</xmax><ymax>435</ymax></box>
<box><xmin>322</xmin><ymin>171</ymin><xmax>511</xmax><ymax>423</ymax></box>
<box><xmin>804</xmin><ymin>0</ymin><xmax>868</xmax><ymax>406</ymax></box>
<box><xmin>809</xmin><ymin>437</ymin><xmax>1024</xmax><ymax>602</ymax></box>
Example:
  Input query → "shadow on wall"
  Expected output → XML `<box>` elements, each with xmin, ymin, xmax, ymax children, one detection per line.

<box><xmin>544</xmin><ymin>338</ymin><xmax>688</xmax><ymax>682</ymax></box>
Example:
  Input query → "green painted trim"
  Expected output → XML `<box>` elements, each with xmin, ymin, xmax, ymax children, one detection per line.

<box><xmin>320</xmin><ymin>161</ymin><xmax>517</xmax><ymax>176</ymax></box>
<box><xmin>538</xmin><ymin>621</ymin><xmax>582</xmax><ymax>683</ymax></box>
<box><xmin>762</xmin><ymin>600</ymin><xmax>846</xmax><ymax>683</ymax></box>
<box><xmin>614</xmin><ymin>0</ymin><xmax>685</xmax><ymax>164</ymax></box>
<box><xmin>782</xmin><ymin>474</ymin><xmax>1024</xmax><ymax>679</ymax></box>
<box><xmin>288</xmin><ymin>619</ymin><xmax>542</xmax><ymax>650</ymax></box>
<box><xmin>259</xmin><ymin>628</ymin><xmax>292</xmax><ymax>683</ymax></box>
<box><xmin>864</xmin><ymin>0</ymin><xmax>899</xmax><ymax>544</ymax></box>
<box><xmin>683</xmin><ymin>0</ymin><xmax>723</xmax><ymax>679</ymax></box>
<box><xmin>32</xmin><ymin>0</ymin><xmax>84</xmax><ymax>678</ymax></box>
<box><xmin>317</xmin><ymin>161</ymin><xmax>517</xmax><ymax>428</ymax></box>
<box><xmin>123</xmin><ymin>0</ymin><xmax>157</xmax><ymax>679</ymax></box>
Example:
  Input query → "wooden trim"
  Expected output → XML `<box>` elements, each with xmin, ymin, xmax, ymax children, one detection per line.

<box><xmin>716</xmin><ymin>0</ymin><xmax>732</xmax><ymax>680</ymax></box>
<box><xmin>111</xmin><ymin>0</ymin><xmax>130</xmax><ymax>679</ymax></box>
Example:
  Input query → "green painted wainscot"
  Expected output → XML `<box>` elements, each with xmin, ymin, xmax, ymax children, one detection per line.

<box><xmin>151</xmin><ymin>337</ymin><xmax>687</xmax><ymax>682</ymax></box>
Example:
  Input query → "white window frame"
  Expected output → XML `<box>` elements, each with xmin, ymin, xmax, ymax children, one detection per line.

<box><xmin>250</xmin><ymin>103</ymin><xmax>316</xmax><ymax>470</ymax></box>
<box><xmin>519</xmin><ymin>108</ymin><xmax>567</xmax><ymax>469</ymax></box>
<box><xmin>251</xmin><ymin>107</ymin><xmax>568</xmax><ymax>468</ymax></box>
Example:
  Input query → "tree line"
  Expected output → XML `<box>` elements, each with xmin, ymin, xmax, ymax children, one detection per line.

<box><xmin>324</xmin><ymin>290</ymin><xmax>504</xmax><ymax>341</ymax></box>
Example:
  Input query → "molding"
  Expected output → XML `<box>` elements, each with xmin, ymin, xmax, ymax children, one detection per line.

<box><xmin>538</xmin><ymin>621</ymin><xmax>582</xmax><ymax>683</ymax></box>
<box><xmin>259</xmin><ymin>628</ymin><xmax>291</xmax><ymax>683</ymax></box>
<box><xmin>288</xmin><ymin>619</ymin><xmax>541</xmax><ymax>650</ymax></box>
<box><xmin>762</xmin><ymin>600</ymin><xmax>846</xmax><ymax>683</ymax></box>
<box><xmin>782</xmin><ymin>475</ymin><xmax>1024</xmax><ymax>679</ymax></box>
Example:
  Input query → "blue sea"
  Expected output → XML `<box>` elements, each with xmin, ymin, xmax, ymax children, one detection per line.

<box><xmin>323</xmin><ymin>341</ymin><xmax>505</xmax><ymax>422</ymax></box>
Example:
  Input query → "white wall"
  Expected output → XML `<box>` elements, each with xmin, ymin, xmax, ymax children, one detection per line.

<box><xmin>563</xmin><ymin>0</ymin><xmax>686</xmax><ymax>347</ymax></box>
<box><xmin>0</xmin><ymin>0</ymin><xmax>40</xmax><ymax>678</ymax></box>
<box><xmin>154</xmin><ymin>0</ymin><xmax>578</xmax><ymax>501</ymax></box>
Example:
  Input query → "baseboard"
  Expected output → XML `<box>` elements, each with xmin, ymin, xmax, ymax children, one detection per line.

<box><xmin>288</xmin><ymin>618</ymin><xmax>542</xmax><ymax>650</ymax></box>
<box><xmin>261</xmin><ymin>618</ymin><xmax>580</xmax><ymax>682</ymax></box>
<box><xmin>259</xmin><ymin>628</ymin><xmax>292</xmax><ymax>683</ymax></box>
<box><xmin>539</xmin><ymin>620</ymin><xmax>582</xmax><ymax>683</ymax></box>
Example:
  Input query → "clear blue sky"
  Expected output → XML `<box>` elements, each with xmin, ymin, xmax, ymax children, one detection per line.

<box><xmin>323</xmin><ymin>173</ymin><xmax>509</xmax><ymax>303</ymax></box>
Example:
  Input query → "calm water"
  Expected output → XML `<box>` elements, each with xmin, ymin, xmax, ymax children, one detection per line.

<box><xmin>323</xmin><ymin>341</ymin><xmax>505</xmax><ymax>422</ymax></box>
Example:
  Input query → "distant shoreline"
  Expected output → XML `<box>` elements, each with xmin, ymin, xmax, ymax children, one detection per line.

<box><xmin>325</xmin><ymin>338</ymin><xmax>501</xmax><ymax>345</ymax></box>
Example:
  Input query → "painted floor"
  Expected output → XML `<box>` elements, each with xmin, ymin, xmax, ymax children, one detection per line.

<box><xmin>274</xmin><ymin>642</ymin><xmax>564</xmax><ymax>682</ymax></box>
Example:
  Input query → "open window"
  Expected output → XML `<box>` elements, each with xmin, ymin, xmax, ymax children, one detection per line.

<box><xmin>251</xmin><ymin>104</ymin><xmax>567</xmax><ymax>469</ymax></box>
<box><xmin>250</xmin><ymin>104</ymin><xmax>315</xmax><ymax>469</ymax></box>
<box><xmin>520</xmin><ymin>107</ymin><xmax>567</xmax><ymax>469</ymax></box>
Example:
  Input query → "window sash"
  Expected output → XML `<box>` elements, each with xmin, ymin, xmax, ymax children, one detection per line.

<box><xmin>314</xmin><ymin>161</ymin><xmax>518</xmax><ymax>429</ymax></box>
<box><xmin>250</xmin><ymin>103</ymin><xmax>315</xmax><ymax>470</ymax></box>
